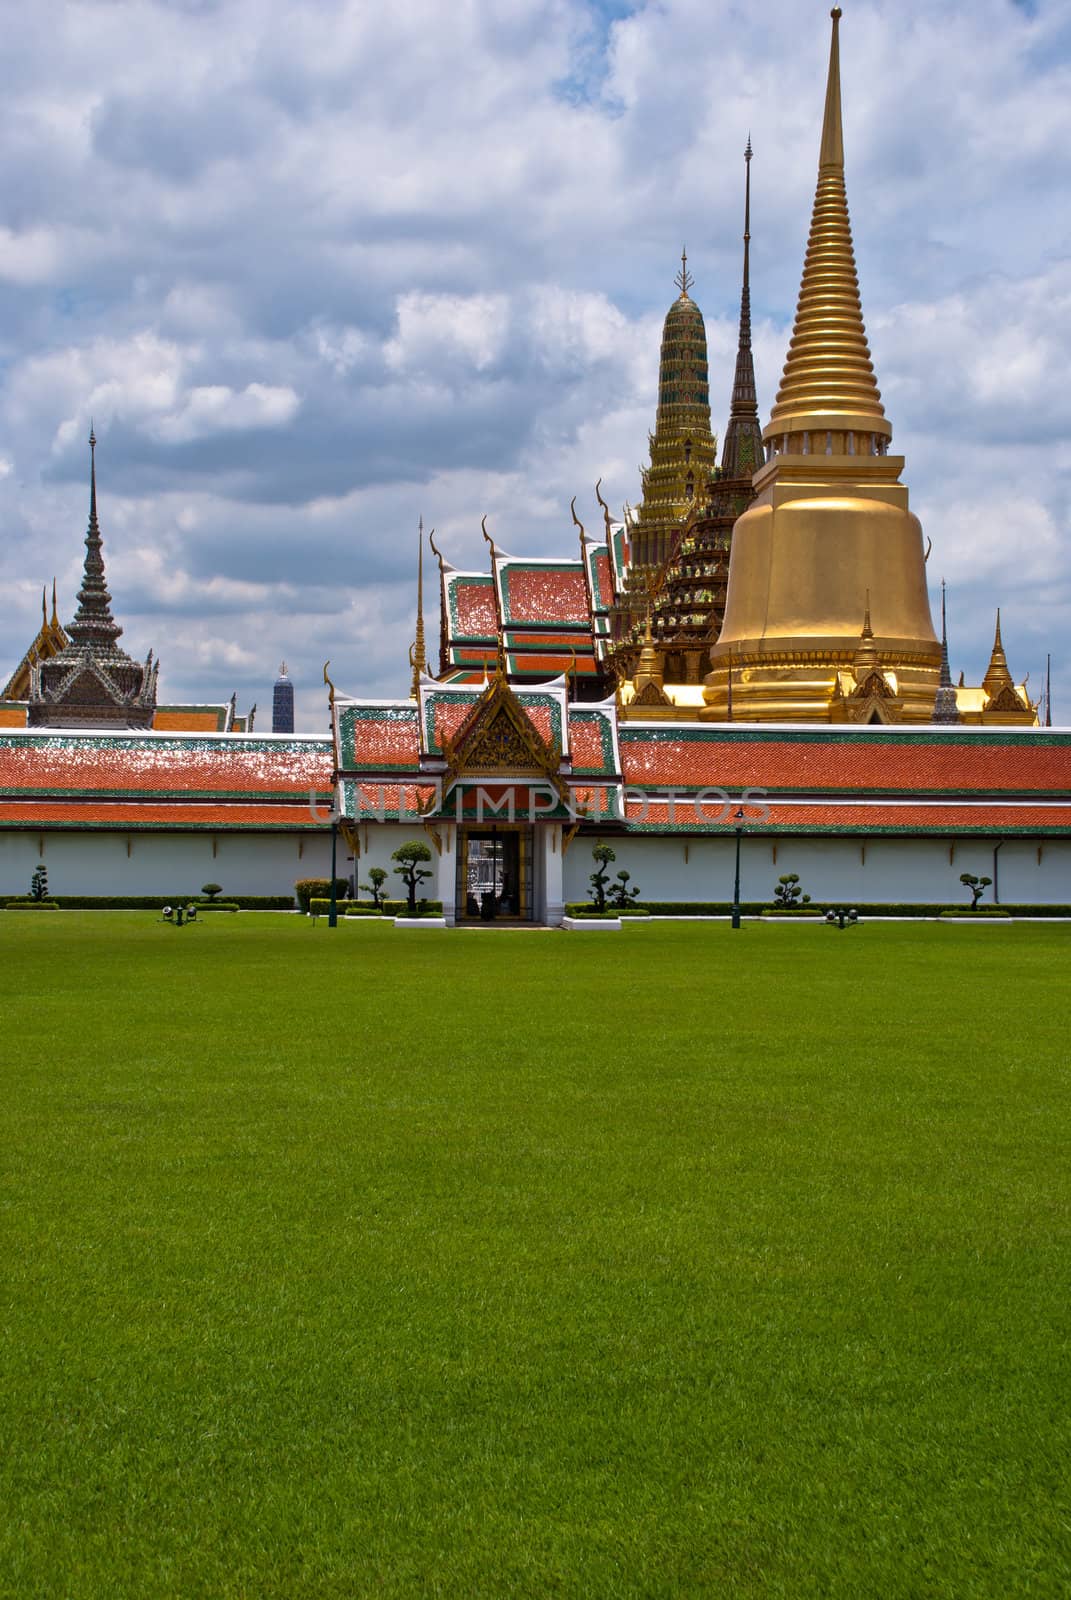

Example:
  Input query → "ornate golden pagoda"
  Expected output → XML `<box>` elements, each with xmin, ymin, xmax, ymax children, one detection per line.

<box><xmin>704</xmin><ymin>9</ymin><xmax>941</xmax><ymax>722</ymax></box>
<box><xmin>2</xmin><ymin>580</ymin><xmax>68</xmax><ymax>701</ymax></box>
<box><xmin>627</xmin><ymin>251</ymin><xmax>717</xmax><ymax>575</ymax></box>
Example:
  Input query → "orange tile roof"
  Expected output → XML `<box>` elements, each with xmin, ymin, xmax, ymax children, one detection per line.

<box><xmin>619</xmin><ymin>731</ymin><xmax>1071</xmax><ymax>793</ymax></box>
<box><xmin>499</xmin><ymin>565</ymin><xmax>590</xmax><ymax>626</ymax></box>
<box><xmin>0</xmin><ymin>732</ymin><xmax>332</xmax><ymax>799</ymax></box>
<box><xmin>625</xmin><ymin>798</ymin><xmax>1071</xmax><ymax>833</ymax></box>
<box><xmin>0</xmin><ymin>800</ymin><xmax>320</xmax><ymax>829</ymax></box>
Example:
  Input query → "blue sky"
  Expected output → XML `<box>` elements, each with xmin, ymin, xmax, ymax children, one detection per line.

<box><xmin>1</xmin><ymin>0</ymin><xmax>1068</xmax><ymax>727</ymax></box>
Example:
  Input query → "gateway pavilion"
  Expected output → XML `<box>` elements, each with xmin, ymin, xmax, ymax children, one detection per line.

<box><xmin>1</xmin><ymin>10</ymin><xmax>1068</xmax><ymax>919</ymax></box>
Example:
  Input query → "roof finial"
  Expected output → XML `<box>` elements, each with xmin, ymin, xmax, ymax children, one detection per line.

<box><xmin>1046</xmin><ymin>652</ymin><xmax>1053</xmax><ymax>727</ymax></box>
<box><xmin>595</xmin><ymin>478</ymin><xmax>613</xmax><ymax>542</ymax></box>
<box><xmin>570</xmin><ymin>495</ymin><xmax>587</xmax><ymax>551</ymax></box>
<box><xmin>41</xmin><ymin>585</ymin><xmax>47</xmax><ymax>626</ymax></box>
<box><xmin>674</xmin><ymin>245</ymin><xmax>693</xmax><ymax>299</ymax></box>
<box><xmin>50</xmin><ymin>578</ymin><xmax>58</xmax><ymax>629</ymax></box>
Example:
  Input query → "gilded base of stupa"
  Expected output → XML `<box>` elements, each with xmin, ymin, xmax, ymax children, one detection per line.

<box><xmin>701</xmin><ymin>641</ymin><xmax>940</xmax><ymax>723</ymax></box>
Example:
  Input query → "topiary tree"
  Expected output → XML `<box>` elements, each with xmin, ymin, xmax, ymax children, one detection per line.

<box><xmin>392</xmin><ymin>841</ymin><xmax>433</xmax><ymax>917</ymax></box>
<box><xmin>589</xmin><ymin>842</ymin><xmax>616</xmax><ymax>912</ymax></box>
<box><xmin>608</xmin><ymin>869</ymin><xmax>640</xmax><ymax>909</ymax></box>
<box><xmin>29</xmin><ymin>862</ymin><xmax>48</xmax><ymax>901</ymax></box>
<box><xmin>773</xmin><ymin>873</ymin><xmax>810</xmax><ymax>908</ymax></box>
<box><xmin>960</xmin><ymin>872</ymin><xmax>993</xmax><ymax>909</ymax></box>
<box><xmin>201</xmin><ymin>882</ymin><xmax>222</xmax><ymax>902</ymax></box>
<box><xmin>360</xmin><ymin>866</ymin><xmax>388</xmax><ymax>910</ymax></box>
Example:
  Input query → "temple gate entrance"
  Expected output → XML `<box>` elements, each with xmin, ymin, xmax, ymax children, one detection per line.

<box><xmin>456</xmin><ymin>824</ymin><xmax>534</xmax><ymax>922</ymax></box>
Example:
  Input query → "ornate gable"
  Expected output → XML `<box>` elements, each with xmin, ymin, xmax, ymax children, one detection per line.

<box><xmin>443</xmin><ymin>668</ymin><xmax>562</xmax><ymax>782</ymax></box>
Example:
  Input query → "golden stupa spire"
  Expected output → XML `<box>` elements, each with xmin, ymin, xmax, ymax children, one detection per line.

<box><xmin>982</xmin><ymin>609</ymin><xmax>1014</xmax><ymax>697</ymax></box>
<box><xmin>764</xmin><ymin>7</ymin><xmax>889</xmax><ymax>452</ymax></box>
<box><xmin>410</xmin><ymin>517</ymin><xmax>427</xmax><ymax>699</ymax></box>
<box><xmin>50</xmin><ymin>578</ymin><xmax>59</xmax><ymax>630</ymax></box>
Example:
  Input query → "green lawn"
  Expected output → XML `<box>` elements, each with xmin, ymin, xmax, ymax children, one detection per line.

<box><xmin>2</xmin><ymin>914</ymin><xmax>1069</xmax><ymax>1598</ymax></box>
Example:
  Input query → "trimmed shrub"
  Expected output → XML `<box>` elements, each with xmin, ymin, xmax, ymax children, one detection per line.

<box><xmin>194</xmin><ymin>901</ymin><xmax>240</xmax><ymax>912</ymax></box>
<box><xmin>312</xmin><ymin>896</ymin><xmax>443</xmax><ymax>918</ymax></box>
<box><xmin>295</xmin><ymin>878</ymin><xmax>348</xmax><ymax>914</ymax></box>
<box><xmin>5</xmin><ymin>900</ymin><xmax>58</xmax><ymax>910</ymax></box>
<box><xmin>761</xmin><ymin>907</ymin><xmax>825</xmax><ymax>917</ymax></box>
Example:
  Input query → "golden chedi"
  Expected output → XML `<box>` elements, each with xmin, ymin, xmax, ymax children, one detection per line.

<box><xmin>704</xmin><ymin>9</ymin><xmax>941</xmax><ymax>723</ymax></box>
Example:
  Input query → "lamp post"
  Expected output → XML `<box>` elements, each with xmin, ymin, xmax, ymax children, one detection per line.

<box><xmin>328</xmin><ymin>815</ymin><xmax>338</xmax><ymax>928</ymax></box>
<box><xmin>731</xmin><ymin>806</ymin><xmax>745</xmax><ymax>930</ymax></box>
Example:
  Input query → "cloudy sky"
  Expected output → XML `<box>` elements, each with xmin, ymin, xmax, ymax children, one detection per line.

<box><xmin>1</xmin><ymin>0</ymin><xmax>1067</xmax><ymax>729</ymax></box>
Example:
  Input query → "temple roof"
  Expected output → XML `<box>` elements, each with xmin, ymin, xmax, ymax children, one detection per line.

<box><xmin>0</xmin><ymin>728</ymin><xmax>332</xmax><ymax>830</ymax></box>
<box><xmin>617</xmin><ymin>723</ymin><xmax>1071</xmax><ymax>796</ymax></box>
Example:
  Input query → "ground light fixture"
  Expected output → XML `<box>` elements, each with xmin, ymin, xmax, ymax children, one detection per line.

<box><xmin>825</xmin><ymin>908</ymin><xmax>860</xmax><ymax>930</ymax></box>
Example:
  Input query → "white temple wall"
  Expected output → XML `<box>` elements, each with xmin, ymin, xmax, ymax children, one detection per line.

<box><xmin>0</xmin><ymin>829</ymin><xmax>334</xmax><ymax>898</ymax></box>
<box><xmin>2</xmin><ymin>825</ymin><xmax>1070</xmax><ymax>909</ymax></box>
<box><xmin>562</xmin><ymin>834</ymin><xmax>1071</xmax><ymax>907</ymax></box>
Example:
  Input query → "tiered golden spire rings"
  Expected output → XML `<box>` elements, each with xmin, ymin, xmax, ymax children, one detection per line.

<box><xmin>764</xmin><ymin>7</ymin><xmax>890</xmax><ymax>448</ymax></box>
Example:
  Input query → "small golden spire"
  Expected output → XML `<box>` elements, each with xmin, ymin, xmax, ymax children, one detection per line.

<box><xmin>50</xmin><ymin>578</ymin><xmax>59</xmax><ymax>629</ymax></box>
<box><xmin>982</xmin><ymin>608</ymin><xmax>1014</xmax><ymax>697</ymax></box>
<box><xmin>633</xmin><ymin>607</ymin><xmax>664</xmax><ymax>693</ymax></box>
<box><xmin>853</xmin><ymin>591</ymin><xmax>880</xmax><ymax>681</ymax></box>
<box><xmin>41</xmin><ymin>585</ymin><xmax>47</xmax><ymax>627</ymax></box>
<box><xmin>410</xmin><ymin>516</ymin><xmax>427</xmax><ymax>699</ymax></box>
<box><xmin>674</xmin><ymin>246</ymin><xmax>694</xmax><ymax>299</ymax></box>
<box><xmin>764</xmin><ymin>6</ymin><xmax>890</xmax><ymax>448</ymax></box>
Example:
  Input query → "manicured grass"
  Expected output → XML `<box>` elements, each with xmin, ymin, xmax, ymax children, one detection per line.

<box><xmin>2</xmin><ymin>914</ymin><xmax>1070</xmax><ymax>1597</ymax></box>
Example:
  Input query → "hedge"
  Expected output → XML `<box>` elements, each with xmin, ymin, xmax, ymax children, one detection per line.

<box><xmin>760</xmin><ymin>908</ymin><xmax>825</xmax><ymax>917</ymax></box>
<box><xmin>5</xmin><ymin>900</ymin><xmax>58</xmax><ymax>910</ymax></box>
<box><xmin>0</xmin><ymin>894</ymin><xmax>297</xmax><ymax>911</ymax></box>
<box><xmin>563</xmin><ymin>900</ymin><xmax>1071</xmax><ymax>919</ymax></box>
<box><xmin>295</xmin><ymin>878</ymin><xmax>348</xmax><ymax>914</ymax></box>
<box><xmin>189</xmin><ymin>901</ymin><xmax>240</xmax><ymax>913</ymax></box>
<box><xmin>938</xmin><ymin>908</ymin><xmax>1011</xmax><ymax>918</ymax></box>
<box><xmin>312</xmin><ymin>897</ymin><xmax>443</xmax><ymax>918</ymax></box>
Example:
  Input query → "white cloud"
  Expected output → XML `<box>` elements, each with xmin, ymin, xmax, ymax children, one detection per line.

<box><xmin>149</xmin><ymin>382</ymin><xmax>301</xmax><ymax>443</ymax></box>
<box><xmin>385</xmin><ymin>292</ymin><xmax>510</xmax><ymax>374</ymax></box>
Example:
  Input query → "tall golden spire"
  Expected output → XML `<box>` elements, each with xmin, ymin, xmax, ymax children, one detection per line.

<box><xmin>705</xmin><ymin>8</ymin><xmax>939</xmax><ymax>725</ymax></box>
<box><xmin>765</xmin><ymin>7</ymin><xmax>889</xmax><ymax>452</ymax></box>
<box><xmin>410</xmin><ymin>516</ymin><xmax>427</xmax><ymax>699</ymax></box>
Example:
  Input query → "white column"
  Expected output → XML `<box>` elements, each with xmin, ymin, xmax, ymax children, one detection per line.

<box><xmin>540</xmin><ymin>824</ymin><xmax>564</xmax><ymax>926</ymax></box>
<box><xmin>436</xmin><ymin>824</ymin><xmax>458</xmax><ymax>926</ymax></box>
